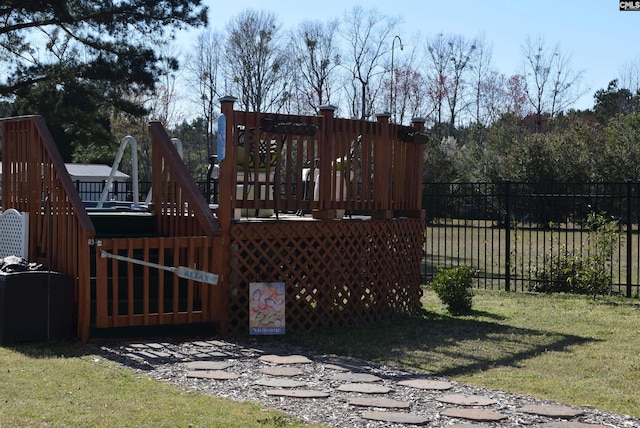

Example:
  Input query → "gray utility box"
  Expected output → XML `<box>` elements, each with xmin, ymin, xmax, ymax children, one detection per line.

<box><xmin>0</xmin><ymin>271</ymin><xmax>74</xmax><ymax>344</ymax></box>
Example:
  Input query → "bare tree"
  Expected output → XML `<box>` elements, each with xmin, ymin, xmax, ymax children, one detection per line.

<box><xmin>504</xmin><ymin>75</ymin><xmax>529</xmax><ymax>117</ymax></box>
<box><xmin>290</xmin><ymin>19</ymin><xmax>341</xmax><ymax>114</ymax></box>
<box><xmin>478</xmin><ymin>72</ymin><xmax>529</xmax><ymax>124</ymax></box>
<box><xmin>383</xmin><ymin>41</ymin><xmax>429</xmax><ymax>125</ymax></box>
<box><xmin>521</xmin><ymin>35</ymin><xmax>584</xmax><ymax>131</ymax></box>
<box><xmin>617</xmin><ymin>57</ymin><xmax>640</xmax><ymax>94</ymax></box>
<box><xmin>223</xmin><ymin>9</ymin><xmax>290</xmax><ymax>112</ymax></box>
<box><xmin>145</xmin><ymin>44</ymin><xmax>187</xmax><ymax>129</ymax></box>
<box><xmin>185</xmin><ymin>29</ymin><xmax>223</xmax><ymax>158</ymax></box>
<box><xmin>445</xmin><ymin>34</ymin><xmax>477</xmax><ymax>134</ymax></box>
<box><xmin>424</xmin><ymin>33</ymin><xmax>451</xmax><ymax>136</ymax></box>
<box><xmin>469</xmin><ymin>35</ymin><xmax>494</xmax><ymax>126</ymax></box>
<box><xmin>394</xmin><ymin>64</ymin><xmax>429</xmax><ymax>125</ymax></box>
<box><xmin>340</xmin><ymin>6</ymin><xmax>400</xmax><ymax>120</ymax></box>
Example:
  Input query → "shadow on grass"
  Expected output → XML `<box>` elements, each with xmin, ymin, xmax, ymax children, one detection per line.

<box><xmin>5</xmin><ymin>307</ymin><xmax>595</xmax><ymax>382</ymax></box>
<box><xmin>286</xmin><ymin>309</ymin><xmax>596</xmax><ymax>378</ymax></box>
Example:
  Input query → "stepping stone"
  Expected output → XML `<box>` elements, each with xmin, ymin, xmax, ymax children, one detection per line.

<box><xmin>336</xmin><ymin>383</ymin><xmax>392</xmax><ymax>394</ymax></box>
<box><xmin>255</xmin><ymin>378</ymin><xmax>306</xmax><ymax>388</ymax></box>
<box><xmin>519</xmin><ymin>405</ymin><xmax>585</xmax><ymax>418</ymax></box>
<box><xmin>447</xmin><ymin>425</ymin><xmax>488</xmax><ymax>428</ymax></box>
<box><xmin>134</xmin><ymin>351</ymin><xmax>163</xmax><ymax>359</ymax></box>
<box><xmin>186</xmin><ymin>370</ymin><xmax>240</xmax><ymax>380</ymax></box>
<box><xmin>152</xmin><ymin>351</ymin><xmax>173</xmax><ymax>358</ymax></box>
<box><xmin>362</xmin><ymin>410</ymin><xmax>429</xmax><ymax>425</ymax></box>
<box><xmin>259</xmin><ymin>355</ymin><xmax>312</xmax><ymax>364</ymax></box>
<box><xmin>197</xmin><ymin>351</ymin><xmax>227</xmax><ymax>358</ymax></box>
<box><xmin>539</xmin><ymin>423</ymin><xmax>609</xmax><ymax>427</ymax></box>
<box><xmin>324</xmin><ymin>363</ymin><xmax>351</xmax><ymax>372</ymax></box>
<box><xmin>146</xmin><ymin>343</ymin><xmax>166</xmax><ymax>349</ymax></box>
<box><xmin>181</xmin><ymin>349</ymin><xmax>204</xmax><ymax>356</ymax></box>
<box><xmin>441</xmin><ymin>408</ymin><xmax>508</xmax><ymax>422</ymax></box>
<box><xmin>348</xmin><ymin>397</ymin><xmax>411</xmax><ymax>409</ymax></box>
<box><xmin>260</xmin><ymin>366</ymin><xmax>303</xmax><ymax>377</ymax></box>
<box><xmin>397</xmin><ymin>379</ymin><xmax>453</xmax><ymax>390</ymax></box>
<box><xmin>129</xmin><ymin>343</ymin><xmax>149</xmax><ymax>349</ymax></box>
<box><xmin>192</xmin><ymin>353</ymin><xmax>216</xmax><ymax>359</ymax></box>
<box><xmin>330</xmin><ymin>372</ymin><xmax>382</xmax><ymax>382</ymax></box>
<box><xmin>184</xmin><ymin>361</ymin><xmax>232</xmax><ymax>371</ymax></box>
<box><xmin>437</xmin><ymin>393</ymin><xmax>497</xmax><ymax>406</ymax></box>
<box><xmin>266</xmin><ymin>389</ymin><xmax>330</xmax><ymax>398</ymax></box>
<box><xmin>191</xmin><ymin>341</ymin><xmax>214</xmax><ymax>347</ymax></box>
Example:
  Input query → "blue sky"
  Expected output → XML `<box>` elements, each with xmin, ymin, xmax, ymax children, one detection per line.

<box><xmin>186</xmin><ymin>0</ymin><xmax>640</xmax><ymax>111</ymax></box>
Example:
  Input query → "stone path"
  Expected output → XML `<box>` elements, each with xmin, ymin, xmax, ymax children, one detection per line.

<box><xmin>97</xmin><ymin>339</ymin><xmax>640</xmax><ymax>427</ymax></box>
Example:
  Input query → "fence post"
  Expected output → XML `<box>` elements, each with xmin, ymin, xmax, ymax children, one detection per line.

<box><xmin>313</xmin><ymin>105</ymin><xmax>338</xmax><ymax>219</ymax></box>
<box><xmin>504</xmin><ymin>181</ymin><xmax>511</xmax><ymax>292</ymax></box>
<box><xmin>406</xmin><ymin>117</ymin><xmax>427</xmax><ymax>219</ymax></box>
<box><xmin>627</xmin><ymin>180</ymin><xmax>633</xmax><ymax>298</ymax></box>
<box><xmin>214</xmin><ymin>95</ymin><xmax>238</xmax><ymax>334</ymax></box>
<box><xmin>372</xmin><ymin>112</ymin><xmax>393</xmax><ymax>219</ymax></box>
<box><xmin>218</xmin><ymin>96</ymin><xmax>237</xmax><ymax>228</ymax></box>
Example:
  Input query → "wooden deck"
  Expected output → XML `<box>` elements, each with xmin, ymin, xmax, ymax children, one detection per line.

<box><xmin>1</xmin><ymin>104</ymin><xmax>428</xmax><ymax>340</ymax></box>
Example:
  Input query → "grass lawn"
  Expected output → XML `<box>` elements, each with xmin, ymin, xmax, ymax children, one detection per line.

<box><xmin>288</xmin><ymin>289</ymin><xmax>640</xmax><ymax>418</ymax></box>
<box><xmin>1</xmin><ymin>289</ymin><xmax>638</xmax><ymax>425</ymax></box>
<box><xmin>0</xmin><ymin>343</ymin><xmax>326</xmax><ymax>427</ymax></box>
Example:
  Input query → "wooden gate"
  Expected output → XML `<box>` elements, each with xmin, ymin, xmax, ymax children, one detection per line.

<box><xmin>94</xmin><ymin>236</ymin><xmax>223</xmax><ymax>329</ymax></box>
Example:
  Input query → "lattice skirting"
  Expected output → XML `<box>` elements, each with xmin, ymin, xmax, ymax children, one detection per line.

<box><xmin>228</xmin><ymin>218</ymin><xmax>425</xmax><ymax>334</ymax></box>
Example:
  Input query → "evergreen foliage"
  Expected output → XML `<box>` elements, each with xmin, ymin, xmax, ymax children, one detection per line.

<box><xmin>0</xmin><ymin>1</ymin><xmax>207</xmax><ymax>160</ymax></box>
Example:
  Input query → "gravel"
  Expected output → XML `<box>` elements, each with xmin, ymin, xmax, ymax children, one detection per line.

<box><xmin>95</xmin><ymin>338</ymin><xmax>640</xmax><ymax>428</ymax></box>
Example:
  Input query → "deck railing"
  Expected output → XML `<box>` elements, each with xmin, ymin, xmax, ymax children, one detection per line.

<box><xmin>0</xmin><ymin>115</ymin><xmax>96</xmax><ymax>340</ymax></box>
<box><xmin>92</xmin><ymin>122</ymin><xmax>225</xmax><ymax>334</ymax></box>
<box><xmin>148</xmin><ymin>122</ymin><xmax>220</xmax><ymax>236</ymax></box>
<box><xmin>217</xmin><ymin>98</ymin><xmax>428</xmax><ymax>223</ymax></box>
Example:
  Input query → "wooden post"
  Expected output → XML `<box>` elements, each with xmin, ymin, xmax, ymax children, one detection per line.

<box><xmin>372</xmin><ymin>112</ymin><xmax>393</xmax><ymax>219</ymax></box>
<box><xmin>217</xmin><ymin>96</ymin><xmax>237</xmax><ymax>229</ymax></box>
<box><xmin>213</xmin><ymin>96</ymin><xmax>237</xmax><ymax>334</ymax></box>
<box><xmin>405</xmin><ymin>117</ymin><xmax>427</xmax><ymax>219</ymax></box>
<box><xmin>313</xmin><ymin>105</ymin><xmax>338</xmax><ymax>219</ymax></box>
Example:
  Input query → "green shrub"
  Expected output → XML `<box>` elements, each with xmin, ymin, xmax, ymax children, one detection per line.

<box><xmin>529</xmin><ymin>212</ymin><xmax>620</xmax><ymax>297</ymax></box>
<box><xmin>430</xmin><ymin>265</ymin><xmax>475</xmax><ymax>315</ymax></box>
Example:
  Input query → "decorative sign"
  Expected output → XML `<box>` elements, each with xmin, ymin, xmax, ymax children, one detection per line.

<box><xmin>175</xmin><ymin>266</ymin><xmax>218</xmax><ymax>285</ymax></box>
<box><xmin>249</xmin><ymin>282</ymin><xmax>285</xmax><ymax>335</ymax></box>
<box><xmin>217</xmin><ymin>114</ymin><xmax>226</xmax><ymax>162</ymax></box>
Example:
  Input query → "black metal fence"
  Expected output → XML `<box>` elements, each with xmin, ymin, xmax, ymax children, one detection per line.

<box><xmin>423</xmin><ymin>182</ymin><xmax>640</xmax><ymax>297</ymax></box>
<box><xmin>9</xmin><ymin>179</ymin><xmax>638</xmax><ymax>297</ymax></box>
<box><xmin>70</xmin><ymin>180</ymin><xmax>209</xmax><ymax>205</ymax></box>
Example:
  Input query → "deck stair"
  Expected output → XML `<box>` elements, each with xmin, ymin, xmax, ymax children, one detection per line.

<box><xmin>87</xmin><ymin>210</ymin><xmax>214</xmax><ymax>338</ymax></box>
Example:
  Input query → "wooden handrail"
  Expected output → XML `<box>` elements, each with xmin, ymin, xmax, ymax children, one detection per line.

<box><xmin>149</xmin><ymin>121</ymin><xmax>220</xmax><ymax>236</ymax></box>
<box><xmin>0</xmin><ymin>115</ymin><xmax>95</xmax><ymax>234</ymax></box>
<box><xmin>0</xmin><ymin>115</ymin><xmax>96</xmax><ymax>340</ymax></box>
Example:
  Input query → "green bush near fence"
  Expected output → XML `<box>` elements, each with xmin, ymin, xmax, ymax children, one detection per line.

<box><xmin>529</xmin><ymin>212</ymin><xmax>621</xmax><ymax>297</ymax></box>
<box><xmin>430</xmin><ymin>265</ymin><xmax>475</xmax><ymax>315</ymax></box>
